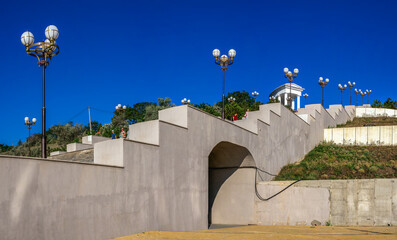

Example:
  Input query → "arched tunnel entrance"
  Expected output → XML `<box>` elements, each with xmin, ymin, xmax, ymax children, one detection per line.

<box><xmin>208</xmin><ymin>141</ymin><xmax>256</xmax><ymax>226</ymax></box>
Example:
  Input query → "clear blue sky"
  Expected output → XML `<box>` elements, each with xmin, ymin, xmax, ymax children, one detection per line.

<box><xmin>1</xmin><ymin>0</ymin><xmax>396</xmax><ymax>145</ymax></box>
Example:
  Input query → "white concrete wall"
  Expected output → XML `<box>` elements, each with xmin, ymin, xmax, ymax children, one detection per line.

<box><xmin>129</xmin><ymin>120</ymin><xmax>159</xmax><ymax>145</ymax></box>
<box><xmin>82</xmin><ymin>135</ymin><xmax>110</xmax><ymax>145</ymax></box>
<box><xmin>256</xmin><ymin>179</ymin><xmax>397</xmax><ymax>226</ymax></box>
<box><xmin>324</xmin><ymin>125</ymin><xmax>397</xmax><ymax>145</ymax></box>
<box><xmin>66</xmin><ymin>143</ymin><xmax>93</xmax><ymax>152</ymax></box>
<box><xmin>356</xmin><ymin>107</ymin><xmax>397</xmax><ymax>117</ymax></box>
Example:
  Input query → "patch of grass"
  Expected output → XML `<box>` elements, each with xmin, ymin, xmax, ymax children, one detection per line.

<box><xmin>336</xmin><ymin>117</ymin><xmax>397</xmax><ymax>128</ymax></box>
<box><xmin>275</xmin><ymin>143</ymin><xmax>397</xmax><ymax>180</ymax></box>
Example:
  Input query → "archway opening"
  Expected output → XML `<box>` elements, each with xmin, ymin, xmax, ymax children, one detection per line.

<box><xmin>208</xmin><ymin>141</ymin><xmax>256</xmax><ymax>226</ymax></box>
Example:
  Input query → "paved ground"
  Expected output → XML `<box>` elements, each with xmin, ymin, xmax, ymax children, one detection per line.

<box><xmin>112</xmin><ymin>225</ymin><xmax>397</xmax><ymax>240</ymax></box>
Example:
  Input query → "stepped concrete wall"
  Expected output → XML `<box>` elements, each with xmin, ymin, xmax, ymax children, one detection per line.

<box><xmin>256</xmin><ymin>179</ymin><xmax>397</xmax><ymax>226</ymax></box>
<box><xmin>0</xmin><ymin>103</ymin><xmax>363</xmax><ymax>240</ymax></box>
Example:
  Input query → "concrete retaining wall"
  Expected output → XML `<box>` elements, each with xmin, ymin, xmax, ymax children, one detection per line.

<box><xmin>256</xmin><ymin>179</ymin><xmax>397</xmax><ymax>226</ymax></box>
<box><xmin>356</xmin><ymin>107</ymin><xmax>397</xmax><ymax>117</ymax></box>
<box><xmin>324</xmin><ymin>125</ymin><xmax>397</xmax><ymax>145</ymax></box>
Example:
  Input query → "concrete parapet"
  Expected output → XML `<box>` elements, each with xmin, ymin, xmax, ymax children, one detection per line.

<box><xmin>324</xmin><ymin>125</ymin><xmax>397</xmax><ymax>145</ymax></box>
<box><xmin>50</xmin><ymin>151</ymin><xmax>66</xmax><ymax>156</ymax></box>
<box><xmin>159</xmin><ymin>105</ymin><xmax>188</xmax><ymax>128</ymax></box>
<box><xmin>94</xmin><ymin>138</ymin><xmax>124</xmax><ymax>167</ymax></box>
<box><xmin>129</xmin><ymin>120</ymin><xmax>159</xmax><ymax>145</ymax></box>
<box><xmin>82</xmin><ymin>135</ymin><xmax>110</xmax><ymax>145</ymax></box>
<box><xmin>66</xmin><ymin>142</ymin><xmax>93</xmax><ymax>152</ymax></box>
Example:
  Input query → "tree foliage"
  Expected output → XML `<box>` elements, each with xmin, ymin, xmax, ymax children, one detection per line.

<box><xmin>144</xmin><ymin>97</ymin><xmax>175</xmax><ymax>121</ymax></box>
<box><xmin>372</xmin><ymin>98</ymin><xmax>397</xmax><ymax>109</ymax></box>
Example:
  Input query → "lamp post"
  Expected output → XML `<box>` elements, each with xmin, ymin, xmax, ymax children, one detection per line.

<box><xmin>21</xmin><ymin>25</ymin><xmax>60</xmax><ymax>158</ymax></box>
<box><xmin>303</xmin><ymin>93</ymin><xmax>309</xmax><ymax>106</ymax></box>
<box><xmin>366</xmin><ymin>89</ymin><xmax>372</xmax><ymax>104</ymax></box>
<box><xmin>212</xmin><ymin>49</ymin><xmax>236</xmax><ymax>120</ymax></box>
<box><xmin>252</xmin><ymin>91</ymin><xmax>259</xmax><ymax>101</ymax></box>
<box><xmin>359</xmin><ymin>90</ymin><xmax>366</xmax><ymax>106</ymax></box>
<box><xmin>181</xmin><ymin>98</ymin><xmax>191</xmax><ymax>105</ymax></box>
<box><xmin>228</xmin><ymin>96</ymin><xmax>236</xmax><ymax>103</ymax></box>
<box><xmin>318</xmin><ymin>77</ymin><xmax>329</xmax><ymax>107</ymax></box>
<box><xmin>338</xmin><ymin>84</ymin><xmax>347</xmax><ymax>106</ymax></box>
<box><xmin>24</xmin><ymin>117</ymin><xmax>37</xmax><ymax>156</ymax></box>
<box><xmin>269</xmin><ymin>96</ymin><xmax>276</xmax><ymax>103</ymax></box>
<box><xmin>347</xmin><ymin>81</ymin><xmax>356</xmax><ymax>105</ymax></box>
<box><xmin>283</xmin><ymin>68</ymin><xmax>299</xmax><ymax>109</ymax></box>
<box><xmin>354</xmin><ymin>89</ymin><xmax>359</xmax><ymax>106</ymax></box>
<box><xmin>115</xmin><ymin>104</ymin><xmax>127</xmax><ymax>112</ymax></box>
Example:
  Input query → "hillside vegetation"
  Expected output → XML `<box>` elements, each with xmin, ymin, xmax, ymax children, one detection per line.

<box><xmin>337</xmin><ymin>117</ymin><xmax>397</xmax><ymax>128</ymax></box>
<box><xmin>275</xmin><ymin>143</ymin><xmax>397</xmax><ymax>180</ymax></box>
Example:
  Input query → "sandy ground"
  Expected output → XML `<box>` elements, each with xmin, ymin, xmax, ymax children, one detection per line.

<box><xmin>112</xmin><ymin>225</ymin><xmax>397</xmax><ymax>240</ymax></box>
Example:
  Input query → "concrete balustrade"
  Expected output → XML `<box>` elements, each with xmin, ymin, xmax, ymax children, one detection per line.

<box><xmin>324</xmin><ymin>125</ymin><xmax>397</xmax><ymax>145</ymax></box>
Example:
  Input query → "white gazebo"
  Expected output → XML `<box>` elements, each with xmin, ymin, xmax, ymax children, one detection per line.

<box><xmin>269</xmin><ymin>83</ymin><xmax>305</xmax><ymax>110</ymax></box>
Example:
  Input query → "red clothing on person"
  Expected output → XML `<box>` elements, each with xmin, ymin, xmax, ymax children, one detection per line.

<box><xmin>232</xmin><ymin>114</ymin><xmax>238</xmax><ymax>121</ymax></box>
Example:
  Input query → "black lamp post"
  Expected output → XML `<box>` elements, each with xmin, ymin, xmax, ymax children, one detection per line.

<box><xmin>318</xmin><ymin>77</ymin><xmax>329</xmax><ymax>107</ymax></box>
<box><xmin>24</xmin><ymin>117</ymin><xmax>36</xmax><ymax>156</ymax></box>
<box><xmin>181</xmin><ymin>98</ymin><xmax>191</xmax><ymax>105</ymax></box>
<box><xmin>354</xmin><ymin>89</ymin><xmax>359</xmax><ymax>106</ymax></box>
<box><xmin>348</xmin><ymin>81</ymin><xmax>356</xmax><ymax>105</ymax></box>
<box><xmin>21</xmin><ymin>25</ymin><xmax>60</xmax><ymax>158</ymax></box>
<box><xmin>359</xmin><ymin>90</ymin><xmax>366</xmax><ymax>106</ymax></box>
<box><xmin>212</xmin><ymin>49</ymin><xmax>236</xmax><ymax>120</ymax></box>
<box><xmin>303</xmin><ymin>93</ymin><xmax>309</xmax><ymax>106</ymax></box>
<box><xmin>283</xmin><ymin>67</ymin><xmax>299</xmax><ymax>108</ymax></box>
<box><xmin>366</xmin><ymin>89</ymin><xmax>372</xmax><ymax>104</ymax></box>
<box><xmin>338</xmin><ymin>84</ymin><xmax>347</xmax><ymax>106</ymax></box>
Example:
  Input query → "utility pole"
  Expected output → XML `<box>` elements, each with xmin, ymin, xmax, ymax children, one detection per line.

<box><xmin>88</xmin><ymin>106</ymin><xmax>92</xmax><ymax>134</ymax></box>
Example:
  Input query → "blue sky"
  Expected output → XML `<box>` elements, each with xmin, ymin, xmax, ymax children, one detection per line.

<box><xmin>1</xmin><ymin>0</ymin><xmax>396</xmax><ymax>145</ymax></box>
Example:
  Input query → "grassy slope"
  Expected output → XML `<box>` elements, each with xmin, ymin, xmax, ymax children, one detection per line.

<box><xmin>275</xmin><ymin>143</ymin><xmax>397</xmax><ymax>180</ymax></box>
<box><xmin>337</xmin><ymin>117</ymin><xmax>397</xmax><ymax>128</ymax></box>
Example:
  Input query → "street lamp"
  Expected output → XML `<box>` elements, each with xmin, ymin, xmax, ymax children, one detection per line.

<box><xmin>303</xmin><ymin>93</ymin><xmax>309</xmax><ymax>106</ymax></box>
<box><xmin>284</xmin><ymin>67</ymin><xmax>299</xmax><ymax>108</ymax></box>
<box><xmin>213</xmin><ymin>48</ymin><xmax>236</xmax><ymax>119</ymax></box>
<box><xmin>228</xmin><ymin>96</ymin><xmax>236</xmax><ymax>103</ymax></box>
<box><xmin>338</xmin><ymin>84</ymin><xmax>347</xmax><ymax>106</ymax></box>
<box><xmin>252</xmin><ymin>91</ymin><xmax>259</xmax><ymax>101</ymax></box>
<box><xmin>181</xmin><ymin>98</ymin><xmax>191</xmax><ymax>105</ymax></box>
<box><xmin>21</xmin><ymin>25</ymin><xmax>60</xmax><ymax>158</ymax></box>
<box><xmin>359</xmin><ymin>90</ymin><xmax>366</xmax><ymax>106</ymax></box>
<box><xmin>318</xmin><ymin>77</ymin><xmax>330</xmax><ymax>107</ymax></box>
<box><xmin>366</xmin><ymin>89</ymin><xmax>372</xmax><ymax>104</ymax></box>
<box><xmin>347</xmin><ymin>81</ymin><xmax>356</xmax><ymax>105</ymax></box>
<box><xmin>115</xmin><ymin>104</ymin><xmax>127</xmax><ymax>111</ymax></box>
<box><xmin>354</xmin><ymin>89</ymin><xmax>359</xmax><ymax>106</ymax></box>
<box><xmin>24</xmin><ymin>117</ymin><xmax>37</xmax><ymax>156</ymax></box>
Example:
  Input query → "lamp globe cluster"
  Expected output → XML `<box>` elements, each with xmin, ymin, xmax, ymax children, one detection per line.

<box><xmin>212</xmin><ymin>48</ymin><xmax>237</xmax><ymax>119</ymax></box>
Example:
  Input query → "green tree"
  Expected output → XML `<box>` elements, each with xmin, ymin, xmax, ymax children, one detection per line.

<box><xmin>215</xmin><ymin>91</ymin><xmax>263</xmax><ymax>120</ymax></box>
<box><xmin>194</xmin><ymin>103</ymin><xmax>221</xmax><ymax>117</ymax></box>
<box><xmin>371</xmin><ymin>98</ymin><xmax>397</xmax><ymax>109</ymax></box>
<box><xmin>383</xmin><ymin>98</ymin><xmax>397</xmax><ymax>109</ymax></box>
<box><xmin>128</xmin><ymin>102</ymin><xmax>156</xmax><ymax>123</ymax></box>
<box><xmin>85</xmin><ymin>121</ymin><xmax>102</xmax><ymax>135</ymax></box>
<box><xmin>144</xmin><ymin>97</ymin><xmax>175</xmax><ymax>121</ymax></box>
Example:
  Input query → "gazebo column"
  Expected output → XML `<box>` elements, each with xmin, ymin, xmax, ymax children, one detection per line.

<box><xmin>278</xmin><ymin>95</ymin><xmax>281</xmax><ymax>102</ymax></box>
<box><xmin>292</xmin><ymin>98</ymin><xmax>295</xmax><ymax>110</ymax></box>
<box><xmin>284</xmin><ymin>94</ymin><xmax>288</xmax><ymax>106</ymax></box>
<box><xmin>297</xmin><ymin>96</ymin><xmax>301</xmax><ymax>109</ymax></box>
